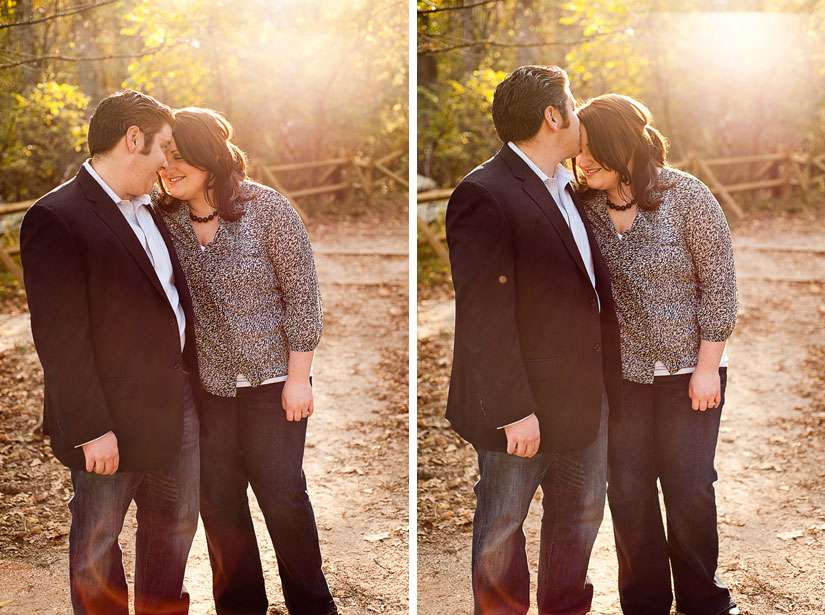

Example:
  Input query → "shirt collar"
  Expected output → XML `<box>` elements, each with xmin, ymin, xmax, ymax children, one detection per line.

<box><xmin>507</xmin><ymin>142</ymin><xmax>574</xmax><ymax>191</ymax></box>
<box><xmin>83</xmin><ymin>159</ymin><xmax>151</xmax><ymax>208</ymax></box>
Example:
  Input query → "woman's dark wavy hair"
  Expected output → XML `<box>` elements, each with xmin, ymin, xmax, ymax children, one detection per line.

<box><xmin>156</xmin><ymin>107</ymin><xmax>254</xmax><ymax>221</ymax></box>
<box><xmin>573</xmin><ymin>94</ymin><xmax>671</xmax><ymax>211</ymax></box>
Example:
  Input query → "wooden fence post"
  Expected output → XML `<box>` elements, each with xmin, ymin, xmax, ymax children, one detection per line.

<box><xmin>346</xmin><ymin>154</ymin><xmax>355</xmax><ymax>206</ymax></box>
<box><xmin>782</xmin><ymin>146</ymin><xmax>793</xmax><ymax>200</ymax></box>
<box><xmin>417</xmin><ymin>215</ymin><xmax>450</xmax><ymax>273</ymax></box>
<box><xmin>352</xmin><ymin>157</ymin><xmax>373</xmax><ymax>208</ymax></box>
<box><xmin>0</xmin><ymin>247</ymin><xmax>24</xmax><ymax>289</ymax></box>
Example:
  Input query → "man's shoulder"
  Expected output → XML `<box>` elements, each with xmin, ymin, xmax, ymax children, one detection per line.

<box><xmin>460</xmin><ymin>151</ymin><xmax>510</xmax><ymax>185</ymax></box>
<box><xmin>30</xmin><ymin>172</ymin><xmax>85</xmax><ymax>214</ymax></box>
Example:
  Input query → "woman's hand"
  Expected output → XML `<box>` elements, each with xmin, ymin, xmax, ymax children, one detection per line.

<box><xmin>282</xmin><ymin>377</ymin><xmax>314</xmax><ymax>421</ymax></box>
<box><xmin>688</xmin><ymin>368</ymin><xmax>721</xmax><ymax>412</ymax></box>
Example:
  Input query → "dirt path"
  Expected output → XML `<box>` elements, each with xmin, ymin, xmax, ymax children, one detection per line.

<box><xmin>417</xmin><ymin>209</ymin><xmax>825</xmax><ymax>615</ymax></box>
<box><xmin>0</xmin><ymin>207</ymin><xmax>409</xmax><ymax>615</ymax></box>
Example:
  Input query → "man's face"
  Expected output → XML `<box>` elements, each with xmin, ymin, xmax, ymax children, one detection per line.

<box><xmin>558</xmin><ymin>87</ymin><xmax>581</xmax><ymax>159</ymax></box>
<box><xmin>130</xmin><ymin>123</ymin><xmax>172</xmax><ymax>197</ymax></box>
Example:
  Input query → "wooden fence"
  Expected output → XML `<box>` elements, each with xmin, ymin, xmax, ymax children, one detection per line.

<box><xmin>0</xmin><ymin>150</ymin><xmax>407</xmax><ymax>290</ymax></box>
<box><xmin>252</xmin><ymin>150</ymin><xmax>407</xmax><ymax>221</ymax></box>
<box><xmin>417</xmin><ymin>149</ymin><xmax>825</xmax><ymax>271</ymax></box>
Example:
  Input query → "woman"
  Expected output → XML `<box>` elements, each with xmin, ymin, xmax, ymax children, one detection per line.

<box><xmin>155</xmin><ymin>107</ymin><xmax>337</xmax><ymax>615</ymax></box>
<box><xmin>573</xmin><ymin>94</ymin><xmax>739</xmax><ymax>615</ymax></box>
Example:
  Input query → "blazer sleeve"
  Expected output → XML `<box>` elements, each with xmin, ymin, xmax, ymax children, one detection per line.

<box><xmin>21</xmin><ymin>203</ymin><xmax>114</xmax><ymax>446</ymax></box>
<box><xmin>446</xmin><ymin>180</ymin><xmax>536</xmax><ymax>428</ymax></box>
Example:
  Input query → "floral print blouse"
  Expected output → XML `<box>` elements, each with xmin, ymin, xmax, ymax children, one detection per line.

<box><xmin>582</xmin><ymin>166</ymin><xmax>738</xmax><ymax>384</ymax></box>
<box><xmin>156</xmin><ymin>181</ymin><xmax>323</xmax><ymax>397</ymax></box>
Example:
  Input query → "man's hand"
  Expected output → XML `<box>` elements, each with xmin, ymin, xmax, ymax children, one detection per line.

<box><xmin>82</xmin><ymin>432</ymin><xmax>119</xmax><ymax>474</ymax></box>
<box><xmin>282</xmin><ymin>377</ymin><xmax>314</xmax><ymax>422</ymax></box>
<box><xmin>504</xmin><ymin>414</ymin><xmax>540</xmax><ymax>457</ymax></box>
<box><xmin>689</xmin><ymin>368</ymin><xmax>721</xmax><ymax>412</ymax></box>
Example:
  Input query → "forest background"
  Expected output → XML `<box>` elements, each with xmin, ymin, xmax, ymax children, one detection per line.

<box><xmin>418</xmin><ymin>0</ymin><xmax>825</xmax><ymax>188</ymax></box>
<box><xmin>0</xmin><ymin>0</ymin><xmax>408</xmax><ymax>205</ymax></box>
<box><xmin>417</xmin><ymin>0</ymin><xmax>825</xmax><ymax>285</ymax></box>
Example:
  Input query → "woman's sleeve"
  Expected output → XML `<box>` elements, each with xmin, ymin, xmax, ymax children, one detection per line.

<box><xmin>684</xmin><ymin>180</ymin><xmax>738</xmax><ymax>342</ymax></box>
<box><xmin>264</xmin><ymin>191</ymin><xmax>323</xmax><ymax>351</ymax></box>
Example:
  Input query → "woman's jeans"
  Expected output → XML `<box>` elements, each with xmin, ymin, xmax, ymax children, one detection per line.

<box><xmin>199</xmin><ymin>382</ymin><xmax>336</xmax><ymax>615</ymax></box>
<box><xmin>608</xmin><ymin>368</ymin><xmax>736</xmax><ymax>615</ymax></box>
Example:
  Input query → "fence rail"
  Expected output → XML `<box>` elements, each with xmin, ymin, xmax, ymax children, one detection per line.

<box><xmin>417</xmin><ymin>149</ymin><xmax>825</xmax><ymax>270</ymax></box>
<box><xmin>0</xmin><ymin>150</ymin><xmax>407</xmax><ymax>290</ymax></box>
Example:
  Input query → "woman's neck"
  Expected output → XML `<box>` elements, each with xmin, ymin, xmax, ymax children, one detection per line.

<box><xmin>606</xmin><ymin>183</ymin><xmax>633</xmax><ymax>205</ymax></box>
<box><xmin>188</xmin><ymin>191</ymin><xmax>215</xmax><ymax>217</ymax></box>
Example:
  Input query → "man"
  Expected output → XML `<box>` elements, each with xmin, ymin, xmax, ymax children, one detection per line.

<box><xmin>20</xmin><ymin>91</ymin><xmax>200</xmax><ymax>615</ymax></box>
<box><xmin>445</xmin><ymin>65</ymin><xmax>623</xmax><ymax>614</ymax></box>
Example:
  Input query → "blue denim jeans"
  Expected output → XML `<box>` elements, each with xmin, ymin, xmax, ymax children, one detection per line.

<box><xmin>198</xmin><ymin>382</ymin><xmax>336</xmax><ymax>615</ymax></box>
<box><xmin>607</xmin><ymin>369</ymin><xmax>736</xmax><ymax>615</ymax></box>
<box><xmin>68</xmin><ymin>379</ymin><xmax>199</xmax><ymax>615</ymax></box>
<box><xmin>472</xmin><ymin>390</ymin><xmax>609</xmax><ymax>615</ymax></box>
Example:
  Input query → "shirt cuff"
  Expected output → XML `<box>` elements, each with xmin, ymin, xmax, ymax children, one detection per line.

<box><xmin>75</xmin><ymin>431</ymin><xmax>113</xmax><ymax>448</ymax></box>
<box><xmin>497</xmin><ymin>414</ymin><xmax>533</xmax><ymax>430</ymax></box>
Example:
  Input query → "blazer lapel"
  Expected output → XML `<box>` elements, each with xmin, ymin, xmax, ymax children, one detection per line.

<box><xmin>77</xmin><ymin>167</ymin><xmax>167</xmax><ymax>299</ymax></box>
<box><xmin>499</xmin><ymin>147</ymin><xmax>590</xmax><ymax>281</ymax></box>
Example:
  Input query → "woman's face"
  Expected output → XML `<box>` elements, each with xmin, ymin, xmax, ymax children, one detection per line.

<box><xmin>575</xmin><ymin>124</ymin><xmax>621</xmax><ymax>192</ymax></box>
<box><xmin>159</xmin><ymin>137</ymin><xmax>209</xmax><ymax>203</ymax></box>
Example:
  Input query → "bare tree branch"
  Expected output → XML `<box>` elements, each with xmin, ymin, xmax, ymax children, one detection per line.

<box><xmin>417</xmin><ymin>0</ymin><xmax>503</xmax><ymax>15</ymax></box>
<box><xmin>0</xmin><ymin>42</ymin><xmax>188</xmax><ymax>70</ymax></box>
<box><xmin>0</xmin><ymin>0</ymin><xmax>119</xmax><ymax>31</ymax></box>
<box><xmin>417</xmin><ymin>27</ymin><xmax>630</xmax><ymax>55</ymax></box>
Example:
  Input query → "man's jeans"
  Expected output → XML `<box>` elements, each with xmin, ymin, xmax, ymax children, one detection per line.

<box><xmin>472</xmin><ymin>390</ymin><xmax>609</xmax><ymax>615</ymax></box>
<box><xmin>198</xmin><ymin>381</ymin><xmax>336</xmax><ymax>615</ymax></box>
<box><xmin>608</xmin><ymin>369</ymin><xmax>736</xmax><ymax>615</ymax></box>
<box><xmin>68</xmin><ymin>379</ymin><xmax>199</xmax><ymax>615</ymax></box>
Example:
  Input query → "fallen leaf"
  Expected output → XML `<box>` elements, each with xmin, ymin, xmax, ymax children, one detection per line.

<box><xmin>777</xmin><ymin>530</ymin><xmax>804</xmax><ymax>540</ymax></box>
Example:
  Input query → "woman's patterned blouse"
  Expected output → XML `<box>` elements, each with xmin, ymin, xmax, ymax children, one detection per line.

<box><xmin>156</xmin><ymin>181</ymin><xmax>323</xmax><ymax>397</ymax></box>
<box><xmin>582</xmin><ymin>166</ymin><xmax>737</xmax><ymax>384</ymax></box>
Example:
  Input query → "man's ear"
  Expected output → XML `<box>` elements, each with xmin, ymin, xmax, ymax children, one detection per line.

<box><xmin>125</xmin><ymin>125</ymin><xmax>141</xmax><ymax>154</ymax></box>
<box><xmin>544</xmin><ymin>106</ymin><xmax>558</xmax><ymax>132</ymax></box>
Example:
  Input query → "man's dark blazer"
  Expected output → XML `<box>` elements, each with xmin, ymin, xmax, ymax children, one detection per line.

<box><xmin>20</xmin><ymin>165</ymin><xmax>199</xmax><ymax>472</ymax></box>
<box><xmin>445</xmin><ymin>145</ymin><xmax>622</xmax><ymax>454</ymax></box>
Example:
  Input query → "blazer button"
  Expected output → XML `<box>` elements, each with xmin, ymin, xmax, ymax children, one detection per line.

<box><xmin>593</xmin><ymin>343</ymin><xmax>601</xmax><ymax>352</ymax></box>
<box><xmin>174</xmin><ymin>362</ymin><xmax>182</xmax><ymax>370</ymax></box>
<box><xmin>589</xmin><ymin>298</ymin><xmax>597</xmax><ymax>307</ymax></box>
<box><xmin>169</xmin><ymin>317</ymin><xmax>176</xmax><ymax>326</ymax></box>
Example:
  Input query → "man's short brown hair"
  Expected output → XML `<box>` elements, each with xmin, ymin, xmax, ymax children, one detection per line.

<box><xmin>87</xmin><ymin>90</ymin><xmax>173</xmax><ymax>157</ymax></box>
<box><xmin>491</xmin><ymin>65</ymin><xmax>571</xmax><ymax>143</ymax></box>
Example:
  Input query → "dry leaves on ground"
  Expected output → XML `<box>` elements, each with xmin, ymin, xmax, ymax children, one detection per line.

<box><xmin>0</xmin><ymin>346</ymin><xmax>72</xmax><ymax>561</ymax></box>
<box><xmin>417</xmin><ymin>333</ymin><xmax>478</xmax><ymax>541</ymax></box>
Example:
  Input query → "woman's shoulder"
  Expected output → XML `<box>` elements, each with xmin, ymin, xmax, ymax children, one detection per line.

<box><xmin>239</xmin><ymin>180</ymin><xmax>292</xmax><ymax>215</ymax></box>
<box><xmin>659</xmin><ymin>166</ymin><xmax>712</xmax><ymax>198</ymax></box>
